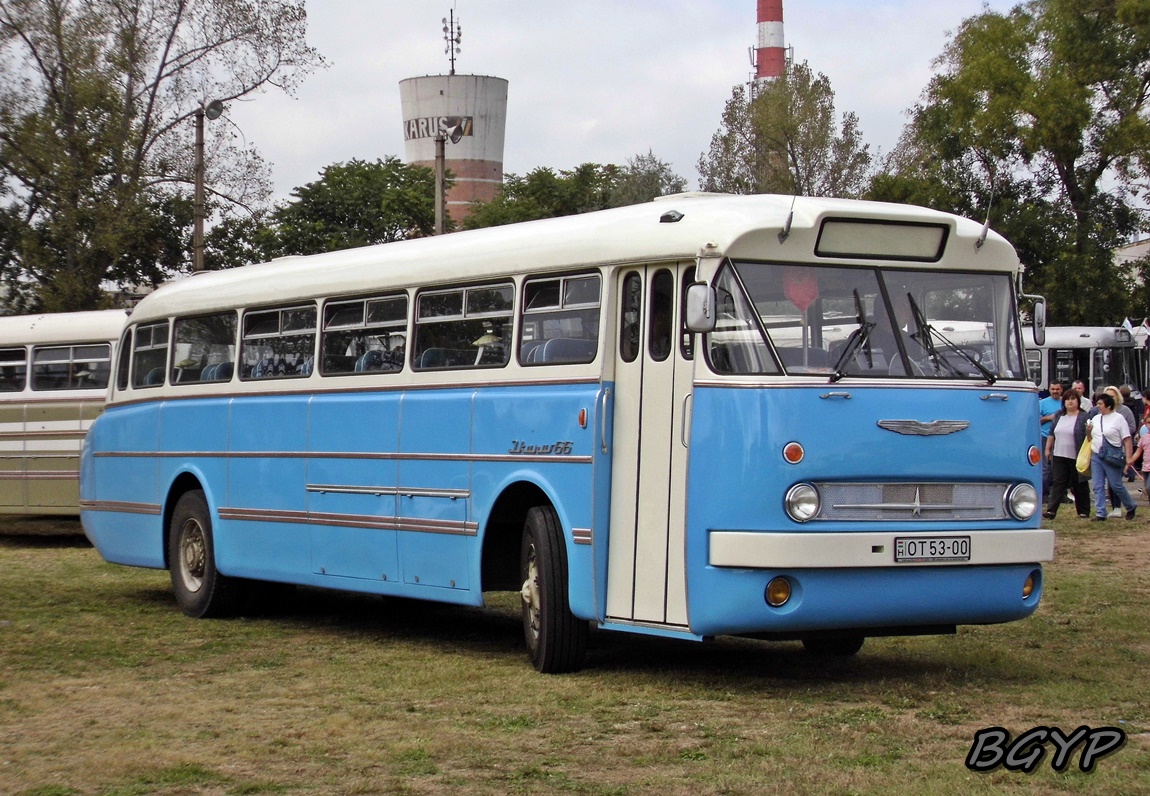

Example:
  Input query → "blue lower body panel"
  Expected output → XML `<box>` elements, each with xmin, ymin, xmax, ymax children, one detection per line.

<box><xmin>687</xmin><ymin>563</ymin><xmax>1042</xmax><ymax>637</ymax></box>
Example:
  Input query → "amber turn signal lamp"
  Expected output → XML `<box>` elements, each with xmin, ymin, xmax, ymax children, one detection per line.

<box><xmin>1023</xmin><ymin>572</ymin><xmax>1037</xmax><ymax>599</ymax></box>
<box><xmin>765</xmin><ymin>576</ymin><xmax>792</xmax><ymax>607</ymax></box>
<box><xmin>783</xmin><ymin>442</ymin><xmax>804</xmax><ymax>464</ymax></box>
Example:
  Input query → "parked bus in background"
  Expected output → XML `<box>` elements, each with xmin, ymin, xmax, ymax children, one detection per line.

<box><xmin>79</xmin><ymin>194</ymin><xmax>1053</xmax><ymax>673</ymax></box>
<box><xmin>1023</xmin><ymin>326</ymin><xmax>1140</xmax><ymax>396</ymax></box>
<box><xmin>1</xmin><ymin>310</ymin><xmax>126</xmax><ymax>515</ymax></box>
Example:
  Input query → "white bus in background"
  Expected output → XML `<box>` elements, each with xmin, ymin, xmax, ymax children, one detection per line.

<box><xmin>1023</xmin><ymin>325</ymin><xmax>1140</xmax><ymax>395</ymax></box>
<box><xmin>0</xmin><ymin>310</ymin><xmax>127</xmax><ymax>514</ymax></box>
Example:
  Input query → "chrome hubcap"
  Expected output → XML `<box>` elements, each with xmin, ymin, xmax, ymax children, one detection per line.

<box><xmin>178</xmin><ymin>519</ymin><xmax>206</xmax><ymax>593</ymax></box>
<box><xmin>520</xmin><ymin>543</ymin><xmax>541</xmax><ymax>645</ymax></box>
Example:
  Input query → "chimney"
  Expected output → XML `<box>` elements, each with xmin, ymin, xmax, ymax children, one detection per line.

<box><xmin>755</xmin><ymin>0</ymin><xmax>785</xmax><ymax>82</ymax></box>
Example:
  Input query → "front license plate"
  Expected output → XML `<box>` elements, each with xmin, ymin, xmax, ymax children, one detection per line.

<box><xmin>895</xmin><ymin>535</ymin><xmax>971</xmax><ymax>563</ymax></box>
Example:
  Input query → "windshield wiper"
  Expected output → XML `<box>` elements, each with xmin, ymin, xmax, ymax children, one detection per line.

<box><xmin>829</xmin><ymin>290</ymin><xmax>874</xmax><ymax>382</ymax></box>
<box><xmin>905</xmin><ymin>294</ymin><xmax>996</xmax><ymax>383</ymax></box>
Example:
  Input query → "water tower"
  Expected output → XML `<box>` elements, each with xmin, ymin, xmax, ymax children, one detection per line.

<box><xmin>400</xmin><ymin>10</ymin><xmax>508</xmax><ymax>225</ymax></box>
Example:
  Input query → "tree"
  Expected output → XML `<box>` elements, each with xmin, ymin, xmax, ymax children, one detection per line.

<box><xmin>0</xmin><ymin>0</ymin><xmax>323</xmax><ymax>311</ymax></box>
<box><xmin>607</xmin><ymin>150</ymin><xmax>688</xmax><ymax>208</ymax></box>
<box><xmin>272</xmin><ymin>158</ymin><xmax>440</xmax><ymax>255</ymax></box>
<box><xmin>698</xmin><ymin>61</ymin><xmax>872</xmax><ymax>198</ymax></box>
<box><xmin>875</xmin><ymin>0</ymin><xmax>1150</xmax><ymax>325</ymax></box>
<box><xmin>464</xmin><ymin>153</ymin><xmax>687</xmax><ymax>230</ymax></box>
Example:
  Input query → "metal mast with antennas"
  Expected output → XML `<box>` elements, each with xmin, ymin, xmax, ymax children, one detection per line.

<box><xmin>443</xmin><ymin>8</ymin><xmax>461</xmax><ymax>75</ymax></box>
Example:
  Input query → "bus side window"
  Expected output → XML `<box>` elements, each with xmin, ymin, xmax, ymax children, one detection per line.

<box><xmin>679</xmin><ymin>265</ymin><xmax>696</xmax><ymax>360</ymax></box>
<box><xmin>519</xmin><ymin>273</ymin><xmax>601</xmax><ymax>365</ymax></box>
<box><xmin>0</xmin><ymin>347</ymin><xmax>27</xmax><ymax>392</ymax></box>
<box><xmin>620</xmin><ymin>272</ymin><xmax>642</xmax><ymax>363</ymax></box>
<box><xmin>240</xmin><ymin>305</ymin><xmax>317</xmax><ymax>380</ymax></box>
<box><xmin>131</xmin><ymin>322</ymin><xmax>170</xmax><ymax>389</ymax></box>
<box><xmin>321</xmin><ymin>294</ymin><xmax>407</xmax><ymax>376</ymax></box>
<box><xmin>649</xmin><ymin>269</ymin><xmax>674</xmax><ymax>362</ymax></box>
<box><xmin>172</xmin><ymin>312</ymin><xmax>238</xmax><ymax>383</ymax></box>
<box><xmin>116</xmin><ymin>329</ymin><xmax>132</xmax><ymax>392</ymax></box>
<box><xmin>414</xmin><ymin>283</ymin><xmax>513</xmax><ymax>370</ymax></box>
<box><xmin>31</xmin><ymin>344</ymin><xmax>111</xmax><ymax>390</ymax></box>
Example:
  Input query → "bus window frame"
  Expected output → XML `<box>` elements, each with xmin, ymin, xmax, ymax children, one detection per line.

<box><xmin>0</xmin><ymin>346</ymin><xmax>28</xmax><ymax>392</ymax></box>
<box><xmin>171</xmin><ymin>311</ymin><xmax>239</xmax><ymax>385</ymax></box>
<box><xmin>412</xmin><ymin>281</ymin><xmax>514</xmax><ymax>371</ymax></box>
<box><xmin>320</xmin><ymin>292</ymin><xmax>409</xmax><ymax>377</ymax></box>
<box><xmin>239</xmin><ymin>303</ymin><xmax>318</xmax><ymax>381</ymax></box>
<box><xmin>30</xmin><ymin>343</ymin><xmax>112</xmax><ymax>392</ymax></box>
<box><xmin>131</xmin><ymin>321</ymin><xmax>171</xmax><ymax>389</ymax></box>
<box><xmin>518</xmin><ymin>272</ymin><xmax>602</xmax><ymax>367</ymax></box>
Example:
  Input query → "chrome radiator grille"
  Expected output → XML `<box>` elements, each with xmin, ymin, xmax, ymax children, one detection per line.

<box><xmin>814</xmin><ymin>482</ymin><xmax>1008</xmax><ymax>522</ymax></box>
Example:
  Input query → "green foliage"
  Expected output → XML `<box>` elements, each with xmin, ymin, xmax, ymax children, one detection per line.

<box><xmin>272</xmin><ymin>158</ymin><xmax>440</xmax><ymax>255</ymax></box>
<box><xmin>698</xmin><ymin>62</ymin><xmax>872</xmax><ymax>198</ymax></box>
<box><xmin>464</xmin><ymin>152</ymin><xmax>686</xmax><ymax>230</ymax></box>
<box><xmin>0</xmin><ymin>0</ymin><xmax>323</xmax><ymax>311</ymax></box>
<box><xmin>203</xmin><ymin>213</ymin><xmax>280</xmax><ymax>271</ymax></box>
<box><xmin>873</xmin><ymin>0</ymin><xmax>1150</xmax><ymax>325</ymax></box>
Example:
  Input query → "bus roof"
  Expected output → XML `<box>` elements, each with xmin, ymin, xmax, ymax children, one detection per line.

<box><xmin>0</xmin><ymin>310</ymin><xmax>127</xmax><ymax>346</ymax></box>
<box><xmin>130</xmin><ymin>193</ymin><xmax>1020</xmax><ymax>323</ymax></box>
<box><xmin>1023</xmin><ymin>326</ymin><xmax>1135</xmax><ymax>349</ymax></box>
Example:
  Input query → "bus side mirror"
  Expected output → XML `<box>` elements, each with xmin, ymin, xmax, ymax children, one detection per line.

<box><xmin>685</xmin><ymin>283</ymin><xmax>716</xmax><ymax>333</ymax></box>
<box><xmin>1031</xmin><ymin>296</ymin><xmax>1046</xmax><ymax>347</ymax></box>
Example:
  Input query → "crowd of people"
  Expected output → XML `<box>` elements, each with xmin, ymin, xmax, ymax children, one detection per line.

<box><xmin>1041</xmin><ymin>380</ymin><xmax>1149</xmax><ymax>521</ymax></box>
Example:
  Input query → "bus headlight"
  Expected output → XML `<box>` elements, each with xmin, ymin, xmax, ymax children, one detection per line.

<box><xmin>785</xmin><ymin>483</ymin><xmax>821</xmax><ymax>522</ymax></box>
<box><xmin>1006</xmin><ymin>483</ymin><xmax>1038</xmax><ymax>520</ymax></box>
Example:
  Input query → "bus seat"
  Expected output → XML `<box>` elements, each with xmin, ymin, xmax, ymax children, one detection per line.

<box><xmin>521</xmin><ymin>340</ymin><xmax>544</xmax><ymax>363</ymax></box>
<box><xmin>216</xmin><ymin>362</ymin><xmax>234</xmax><ymax>381</ymax></box>
<box><xmin>251</xmin><ymin>358</ymin><xmax>274</xmax><ymax>378</ymax></box>
<box><xmin>200</xmin><ymin>364</ymin><xmax>218</xmax><ymax>381</ymax></box>
<box><xmin>144</xmin><ymin>367</ymin><xmax>164</xmax><ymax>385</ymax></box>
<box><xmin>355</xmin><ymin>350</ymin><xmax>384</xmax><ymax>372</ymax></box>
<box><xmin>301</xmin><ymin>357</ymin><xmax>313</xmax><ymax>376</ymax></box>
<box><xmin>541</xmin><ymin>338</ymin><xmax>596</xmax><ymax>363</ymax></box>
<box><xmin>418</xmin><ymin>348</ymin><xmax>448</xmax><ymax>368</ymax></box>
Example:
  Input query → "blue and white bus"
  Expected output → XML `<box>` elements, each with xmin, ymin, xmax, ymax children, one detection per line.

<box><xmin>1023</xmin><ymin>325</ymin><xmax>1141</xmax><ymax>396</ymax></box>
<box><xmin>0</xmin><ymin>310</ymin><xmax>126</xmax><ymax>515</ymax></box>
<box><xmin>80</xmin><ymin>194</ymin><xmax>1053</xmax><ymax>672</ymax></box>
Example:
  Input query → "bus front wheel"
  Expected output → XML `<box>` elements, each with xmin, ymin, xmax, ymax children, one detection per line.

<box><xmin>519</xmin><ymin>505</ymin><xmax>588</xmax><ymax>673</ymax></box>
<box><xmin>168</xmin><ymin>489</ymin><xmax>243</xmax><ymax>618</ymax></box>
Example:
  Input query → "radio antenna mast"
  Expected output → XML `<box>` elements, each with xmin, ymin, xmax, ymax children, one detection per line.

<box><xmin>443</xmin><ymin>7</ymin><xmax>462</xmax><ymax>75</ymax></box>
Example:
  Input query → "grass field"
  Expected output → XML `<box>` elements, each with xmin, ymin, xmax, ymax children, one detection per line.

<box><xmin>1</xmin><ymin>513</ymin><xmax>1148</xmax><ymax>795</ymax></box>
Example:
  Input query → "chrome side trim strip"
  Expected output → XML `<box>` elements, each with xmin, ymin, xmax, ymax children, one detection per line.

<box><xmin>217</xmin><ymin>506</ymin><xmax>478</xmax><ymax>536</ymax></box>
<box><xmin>80</xmin><ymin>500</ymin><xmax>162</xmax><ymax>516</ymax></box>
<box><xmin>306</xmin><ymin>483</ymin><xmax>470</xmax><ymax>500</ymax></box>
<box><xmin>572</xmin><ymin>527</ymin><xmax>593</xmax><ymax>545</ymax></box>
<box><xmin>0</xmin><ymin>470</ymin><xmax>78</xmax><ymax>481</ymax></box>
<box><xmin>94</xmin><ymin>450</ymin><xmax>593</xmax><ymax>465</ymax></box>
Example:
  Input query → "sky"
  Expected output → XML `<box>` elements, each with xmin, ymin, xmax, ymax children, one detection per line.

<box><xmin>224</xmin><ymin>1</ymin><xmax>1018</xmax><ymax>203</ymax></box>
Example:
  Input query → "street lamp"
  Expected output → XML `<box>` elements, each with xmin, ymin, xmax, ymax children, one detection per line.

<box><xmin>193</xmin><ymin>99</ymin><xmax>224</xmax><ymax>271</ymax></box>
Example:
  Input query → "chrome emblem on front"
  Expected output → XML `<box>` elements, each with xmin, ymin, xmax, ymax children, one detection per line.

<box><xmin>877</xmin><ymin>420</ymin><xmax>970</xmax><ymax>436</ymax></box>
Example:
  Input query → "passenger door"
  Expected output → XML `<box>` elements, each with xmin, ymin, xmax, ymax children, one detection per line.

<box><xmin>606</xmin><ymin>265</ymin><xmax>693</xmax><ymax>626</ymax></box>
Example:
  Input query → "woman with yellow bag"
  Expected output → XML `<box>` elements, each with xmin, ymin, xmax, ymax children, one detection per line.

<box><xmin>1044</xmin><ymin>388</ymin><xmax>1091</xmax><ymax>519</ymax></box>
<box><xmin>1086</xmin><ymin>392</ymin><xmax>1138</xmax><ymax>521</ymax></box>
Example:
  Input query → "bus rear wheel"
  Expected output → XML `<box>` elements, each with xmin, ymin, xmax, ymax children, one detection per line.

<box><xmin>801</xmin><ymin>634</ymin><xmax>865</xmax><ymax>657</ymax></box>
<box><xmin>168</xmin><ymin>489</ymin><xmax>243</xmax><ymax>618</ymax></box>
<box><xmin>519</xmin><ymin>505</ymin><xmax>587</xmax><ymax>673</ymax></box>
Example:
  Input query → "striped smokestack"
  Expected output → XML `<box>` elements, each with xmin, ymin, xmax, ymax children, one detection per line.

<box><xmin>755</xmin><ymin>0</ymin><xmax>785</xmax><ymax>82</ymax></box>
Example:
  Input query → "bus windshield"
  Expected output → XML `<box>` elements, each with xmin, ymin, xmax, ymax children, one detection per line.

<box><xmin>707</xmin><ymin>260</ymin><xmax>1026</xmax><ymax>381</ymax></box>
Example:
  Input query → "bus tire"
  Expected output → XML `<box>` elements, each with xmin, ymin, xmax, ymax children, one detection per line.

<box><xmin>802</xmin><ymin>634</ymin><xmax>865</xmax><ymax>657</ymax></box>
<box><xmin>520</xmin><ymin>505</ymin><xmax>587</xmax><ymax>673</ymax></box>
<box><xmin>168</xmin><ymin>489</ymin><xmax>243</xmax><ymax>618</ymax></box>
